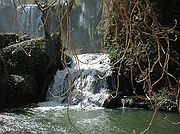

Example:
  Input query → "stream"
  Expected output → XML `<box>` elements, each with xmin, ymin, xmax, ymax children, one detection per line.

<box><xmin>0</xmin><ymin>53</ymin><xmax>180</xmax><ymax>134</ymax></box>
<box><xmin>0</xmin><ymin>1</ymin><xmax>179</xmax><ymax>134</ymax></box>
<box><xmin>0</xmin><ymin>107</ymin><xmax>180</xmax><ymax>134</ymax></box>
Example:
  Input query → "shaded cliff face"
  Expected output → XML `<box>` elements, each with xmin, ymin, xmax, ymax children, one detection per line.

<box><xmin>101</xmin><ymin>0</ymin><xmax>179</xmax><ymax>112</ymax></box>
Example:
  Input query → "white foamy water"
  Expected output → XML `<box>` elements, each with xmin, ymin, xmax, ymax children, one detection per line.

<box><xmin>44</xmin><ymin>53</ymin><xmax>112</xmax><ymax>109</ymax></box>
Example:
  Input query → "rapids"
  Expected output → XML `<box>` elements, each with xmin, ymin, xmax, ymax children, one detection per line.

<box><xmin>46</xmin><ymin>53</ymin><xmax>112</xmax><ymax>108</ymax></box>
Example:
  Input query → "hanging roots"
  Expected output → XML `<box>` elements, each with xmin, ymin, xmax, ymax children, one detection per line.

<box><xmin>102</xmin><ymin>0</ymin><xmax>180</xmax><ymax>111</ymax></box>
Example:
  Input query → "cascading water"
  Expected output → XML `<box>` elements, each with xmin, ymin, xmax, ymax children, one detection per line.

<box><xmin>1</xmin><ymin>1</ymin><xmax>180</xmax><ymax>134</ymax></box>
<box><xmin>16</xmin><ymin>4</ymin><xmax>44</xmax><ymax>37</ymax></box>
<box><xmin>16</xmin><ymin>4</ymin><xmax>59</xmax><ymax>37</ymax></box>
<box><xmin>0</xmin><ymin>0</ymin><xmax>102</xmax><ymax>53</ymax></box>
<box><xmin>71</xmin><ymin>0</ymin><xmax>102</xmax><ymax>53</ymax></box>
<box><xmin>0</xmin><ymin>2</ymin><xmax>58</xmax><ymax>37</ymax></box>
<box><xmin>45</xmin><ymin>53</ymin><xmax>112</xmax><ymax>108</ymax></box>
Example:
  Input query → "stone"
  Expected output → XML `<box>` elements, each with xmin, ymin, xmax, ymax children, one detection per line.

<box><xmin>0</xmin><ymin>34</ymin><xmax>62</xmax><ymax>109</ymax></box>
<box><xmin>103</xmin><ymin>91</ymin><xmax>123</xmax><ymax>109</ymax></box>
<box><xmin>0</xmin><ymin>74</ymin><xmax>37</xmax><ymax>109</ymax></box>
<box><xmin>0</xmin><ymin>33</ymin><xmax>19</xmax><ymax>49</ymax></box>
<box><xmin>1</xmin><ymin>38</ymin><xmax>54</xmax><ymax>75</ymax></box>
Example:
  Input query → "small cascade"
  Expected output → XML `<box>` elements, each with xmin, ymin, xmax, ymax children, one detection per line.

<box><xmin>121</xmin><ymin>98</ymin><xmax>125</xmax><ymax>108</ymax></box>
<box><xmin>121</xmin><ymin>97</ymin><xmax>130</xmax><ymax>109</ymax></box>
<box><xmin>47</xmin><ymin>53</ymin><xmax>112</xmax><ymax>108</ymax></box>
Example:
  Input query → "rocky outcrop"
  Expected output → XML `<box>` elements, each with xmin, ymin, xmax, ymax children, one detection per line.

<box><xmin>0</xmin><ymin>34</ymin><xmax>62</xmax><ymax>110</ymax></box>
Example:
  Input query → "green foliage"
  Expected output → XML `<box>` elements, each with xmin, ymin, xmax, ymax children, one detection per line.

<box><xmin>102</xmin><ymin>0</ymin><xmax>180</xmax><ymax>112</ymax></box>
<box><xmin>157</xmin><ymin>87</ymin><xmax>177</xmax><ymax>112</ymax></box>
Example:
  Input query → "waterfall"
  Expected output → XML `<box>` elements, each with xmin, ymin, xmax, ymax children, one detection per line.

<box><xmin>46</xmin><ymin>53</ymin><xmax>112</xmax><ymax>108</ymax></box>
<box><xmin>0</xmin><ymin>0</ymin><xmax>102</xmax><ymax>52</ymax></box>
<box><xmin>16</xmin><ymin>4</ymin><xmax>44</xmax><ymax>37</ymax></box>
<box><xmin>15</xmin><ymin>3</ymin><xmax>59</xmax><ymax>37</ymax></box>
<box><xmin>71</xmin><ymin>0</ymin><xmax>102</xmax><ymax>53</ymax></box>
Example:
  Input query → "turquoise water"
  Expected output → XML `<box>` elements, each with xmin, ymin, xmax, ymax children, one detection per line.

<box><xmin>0</xmin><ymin>107</ymin><xmax>180</xmax><ymax>134</ymax></box>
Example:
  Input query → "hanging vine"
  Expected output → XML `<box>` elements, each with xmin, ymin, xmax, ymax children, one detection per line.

<box><xmin>102</xmin><ymin>0</ymin><xmax>180</xmax><ymax>112</ymax></box>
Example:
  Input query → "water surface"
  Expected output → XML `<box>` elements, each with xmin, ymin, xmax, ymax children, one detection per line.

<box><xmin>1</xmin><ymin>107</ymin><xmax>179</xmax><ymax>134</ymax></box>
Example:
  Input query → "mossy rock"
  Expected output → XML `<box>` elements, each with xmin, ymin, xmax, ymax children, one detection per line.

<box><xmin>1</xmin><ymin>38</ymin><xmax>54</xmax><ymax>75</ymax></box>
<box><xmin>0</xmin><ymin>54</ymin><xmax>4</xmax><ymax>74</ymax></box>
<box><xmin>0</xmin><ymin>36</ymin><xmax>60</xmax><ymax>102</ymax></box>
<box><xmin>0</xmin><ymin>32</ymin><xmax>64</xmax><ymax>109</ymax></box>
<box><xmin>103</xmin><ymin>91</ymin><xmax>123</xmax><ymax>109</ymax></box>
<box><xmin>0</xmin><ymin>74</ymin><xmax>37</xmax><ymax>109</ymax></box>
<box><xmin>158</xmin><ymin>99</ymin><xmax>177</xmax><ymax>112</ymax></box>
<box><xmin>0</xmin><ymin>33</ymin><xmax>19</xmax><ymax>49</ymax></box>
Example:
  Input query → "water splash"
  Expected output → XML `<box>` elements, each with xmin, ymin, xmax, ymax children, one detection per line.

<box><xmin>47</xmin><ymin>53</ymin><xmax>112</xmax><ymax>108</ymax></box>
<box><xmin>121</xmin><ymin>97</ymin><xmax>129</xmax><ymax>109</ymax></box>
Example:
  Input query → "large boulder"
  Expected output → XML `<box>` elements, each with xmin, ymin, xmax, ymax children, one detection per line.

<box><xmin>0</xmin><ymin>35</ymin><xmax>61</xmax><ymax>109</ymax></box>
<box><xmin>1</xmin><ymin>38</ymin><xmax>55</xmax><ymax>75</ymax></box>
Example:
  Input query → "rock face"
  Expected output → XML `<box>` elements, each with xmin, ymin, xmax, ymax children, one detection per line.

<box><xmin>0</xmin><ymin>33</ymin><xmax>61</xmax><ymax>109</ymax></box>
<box><xmin>0</xmin><ymin>33</ymin><xmax>19</xmax><ymax>49</ymax></box>
<box><xmin>0</xmin><ymin>75</ymin><xmax>37</xmax><ymax>109</ymax></box>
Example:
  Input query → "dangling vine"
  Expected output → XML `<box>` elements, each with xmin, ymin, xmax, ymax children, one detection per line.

<box><xmin>102</xmin><ymin>0</ymin><xmax>180</xmax><ymax>110</ymax></box>
<box><xmin>102</xmin><ymin>0</ymin><xmax>180</xmax><ymax>132</ymax></box>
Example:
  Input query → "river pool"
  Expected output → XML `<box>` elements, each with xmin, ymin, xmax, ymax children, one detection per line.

<box><xmin>0</xmin><ymin>106</ymin><xmax>180</xmax><ymax>134</ymax></box>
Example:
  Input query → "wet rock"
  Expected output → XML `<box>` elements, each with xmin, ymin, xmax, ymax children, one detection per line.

<box><xmin>103</xmin><ymin>91</ymin><xmax>123</xmax><ymax>109</ymax></box>
<box><xmin>124</xmin><ymin>97</ymin><xmax>150</xmax><ymax>109</ymax></box>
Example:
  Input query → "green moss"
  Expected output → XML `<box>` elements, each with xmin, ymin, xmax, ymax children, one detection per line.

<box><xmin>75</xmin><ymin>0</ymin><xmax>81</xmax><ymax>6</ymax></box>
<box><xmin>0</xmin><ymin>33</ymin><xmax>19</xmax><ymax>49</ymax></box>
<box><xmin>0</xmin><ymin>74</ymin><xmax>37</xmax><ymax>109</ymax></box>
<box><xmin>1</xmin><ymin>38</ymin><xmax>52</xmax><ymax>75</ymax></box>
